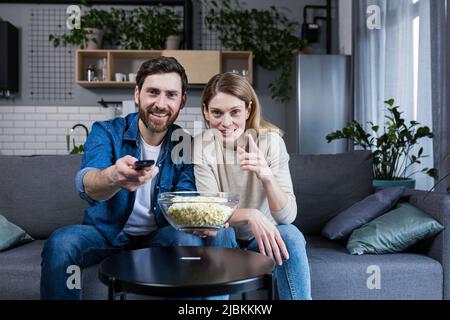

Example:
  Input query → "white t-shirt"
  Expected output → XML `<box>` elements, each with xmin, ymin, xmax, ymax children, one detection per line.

<box><xmin>122</xmin><ymin>137</ymin><xmax>161</xmax><ymax>236</ymax></box>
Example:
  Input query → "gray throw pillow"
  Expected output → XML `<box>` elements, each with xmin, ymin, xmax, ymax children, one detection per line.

<box><xmin>347</xmin><ymin>202</ymin><xmax>444</xmax><ymax>255</ymax></box>
<box><xmin>322</xmin><ymin>187</ymin><xmax>405</xmax><ymax>241</ymax></box>
<box><xmin>289</xmin><ymin>151</ymin><xmax>373</xmax><ymax>235</ymax></box>
<box><xmin>0</xmin><ymin>214</ymin><xmax>34</xmax><ymax>252</ymax></box>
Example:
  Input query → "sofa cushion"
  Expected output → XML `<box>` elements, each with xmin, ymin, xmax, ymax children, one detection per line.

<box><xmin>0</xmin><ymin>155</ymin><xmax>88</xmax><ymax>239</ymax></box>
<box><xmin>322</xmin><ymin>187</ymin><xmax>405</xmax><ymax>240</ymax></box>
<box><xmin>289</xmin><ymin>151</ymin><xmax>373</xmax><ymax>235</ymax></box>
<box><xmin>0</xmin><ymin>240</ymin><xmax>44</xmax><ymax>299</ymax></box>
<box><xmin>306</xmin><ymin>236</ymin><xmax>443</xmax><ymax>300</ymax></box>
<box><xmin>347</xmin><ymin>202</ymin><xmax>444</xmax><ymax>255</ymax></box>
<box><xmin>0</xmin><ymin>240</ymin><xmax>107</xmax><ymax>300</ymax></box>
<box><xmin>0</xmin><ymin>214</ymin><xmax>34</xmax><ymax>252</ymax></box>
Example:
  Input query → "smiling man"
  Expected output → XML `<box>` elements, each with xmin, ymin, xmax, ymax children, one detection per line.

<box><xmin>40</xmin><ymin>57</ymin><xmax>209</xmax><ymax>300</ymax></box>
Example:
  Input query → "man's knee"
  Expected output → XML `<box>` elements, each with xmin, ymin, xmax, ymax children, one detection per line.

<box><xmin>42</xmin><ymin>225</ymin><xmax>98</xmax><ymax>267</ymax></box>
<box><xmin>43</xmin><ymin>227</ymin><xmax>80</xmax><ymax>262</ymax></box>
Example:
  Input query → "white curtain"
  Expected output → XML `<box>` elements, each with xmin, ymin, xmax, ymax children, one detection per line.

<box><xmin>354</xmin><ymin>0</ymin><xmax>434</xmax><ymax>190</ymax></box>
<box><xmin>431</xmin><ymin>0</ymin><xmax>450</xmax><ymax>194</ymax></box>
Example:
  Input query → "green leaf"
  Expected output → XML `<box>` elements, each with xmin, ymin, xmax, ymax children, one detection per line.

<box><xmin>427</xmin><ymin>168</ymin><xmax>439</xmax><ymax>179</ymax></box>
<box><xmin>385</xmin><ymin>99</ymin><xmax>395</xmax><ymax>107</ymax></box>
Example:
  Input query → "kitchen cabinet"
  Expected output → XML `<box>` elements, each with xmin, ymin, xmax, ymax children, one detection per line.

<box><xmin>75</xmin><ymin>50</ymin><xmax>253</xmax><ymax>87</ymax></box>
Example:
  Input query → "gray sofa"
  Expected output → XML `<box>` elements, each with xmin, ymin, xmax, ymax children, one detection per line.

<box><xmin>0</xmin><ymin>151</ymin><xmax>449</xmax><ymax>300</ymax></box>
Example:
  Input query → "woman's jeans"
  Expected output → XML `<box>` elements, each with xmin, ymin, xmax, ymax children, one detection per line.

<box><xmin>206</xmin><ymin>224</ymin><xmax>312</xmax><ymax>300</ymax></box>
<box><xmin>40</xmin><ymin>224</ymin><xmax>216</xmax><ymax>300</ymax></box>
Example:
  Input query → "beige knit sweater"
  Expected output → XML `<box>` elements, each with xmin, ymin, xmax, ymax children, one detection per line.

<box><xmin>192</xmin><ymin>129</ymin><xmax>297</xmax><ymax>240</ymax></box>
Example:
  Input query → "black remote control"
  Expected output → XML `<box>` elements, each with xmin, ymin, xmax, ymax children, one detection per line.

<box><xmin>134</xmin><ymin>160</ymin><xmax>155</xmax><ymax>170</ymax></box>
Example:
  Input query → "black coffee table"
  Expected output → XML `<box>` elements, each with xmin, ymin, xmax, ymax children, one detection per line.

<box><xmin>98</xmin><ymin>246</ymin><xmax>275</xmax><ymax>300</ymax></box>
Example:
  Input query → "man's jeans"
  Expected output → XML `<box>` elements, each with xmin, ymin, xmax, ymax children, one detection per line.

<box><xmin>206</xmin><ymin>224</ymin><xmax>312</xmax><ymax>300</ymax></box>
<box><xmin>40</xmin><ymin>224</ymin><xmax>213</xmax><ymax>300</ymax></box>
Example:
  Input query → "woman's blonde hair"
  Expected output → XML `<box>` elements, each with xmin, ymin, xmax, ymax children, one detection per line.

<box><xmin>200</xmin><ymin>72</ymin><xmax>282</xmax><ymax>135</ymax></box>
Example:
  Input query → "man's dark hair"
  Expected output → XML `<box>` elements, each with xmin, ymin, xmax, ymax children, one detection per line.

<box><xmin>136</xmin><ymin>56</ymin><xmax>188</xmax><ymax>94</ymax></box>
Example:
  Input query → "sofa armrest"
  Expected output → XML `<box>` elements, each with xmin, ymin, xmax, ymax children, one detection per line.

<box><xmin>404</xmin><ymin>189</ymin><xmax>450</xmax><ymax>299</ymax></box>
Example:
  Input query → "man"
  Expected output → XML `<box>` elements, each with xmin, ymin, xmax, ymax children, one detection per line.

<box><xmin>40</xmin><ymin>57</ymin><xmax>205</xmax><ymax>300</ymax></box>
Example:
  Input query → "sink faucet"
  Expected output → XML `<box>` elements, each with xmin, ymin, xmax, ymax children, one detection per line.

<box><xmin>71</xmin><ymin>123</ymin><xmax>89</xmax><ymax>138</ymax></box>
<box><xmin>67</xmin><ymin>124</ymin><xmax>89</xmax><ymax>153</ymax></box>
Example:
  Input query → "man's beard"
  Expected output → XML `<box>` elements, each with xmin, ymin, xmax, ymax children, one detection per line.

<box><xmin>138</xmin><ymin>102</ymin><xmax>180</xmax><ymax>133</ymax></box>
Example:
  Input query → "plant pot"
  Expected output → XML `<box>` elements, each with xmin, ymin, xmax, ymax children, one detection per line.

<box><xmin>373</xmin><ymin>179</ymin><xmax>416</xmax><ymax>189</ymax></box>
<box><xmin>84</xmin><ymin>28</ymin><xmax>104</xmax><ymax>49</ymax></box>
<box><xmin>165</xmin><ymin>35</ymin><xmax>181</xmax><ymax>50</ymax></box>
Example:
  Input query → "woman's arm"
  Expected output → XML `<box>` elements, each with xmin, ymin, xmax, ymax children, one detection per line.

<box><xmin>238</xmin><ymin>133</ymin><xmax>297</xmax><ymax>224</ymax></box>
<box><xmin>261</xmin><ymin>174</ymin><xmax>288</xmax><ymax>212</ymax></box>
<box><xmin>229</xmin><ymin>207</ymin><xmax>289</xmax><ymax>266</ymax></box>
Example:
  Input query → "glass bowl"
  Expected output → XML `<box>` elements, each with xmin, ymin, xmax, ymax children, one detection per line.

<box><xmin>157</xmin><ymin>191</ymin><xmax>239</xmax><ymax>231</ymax></box>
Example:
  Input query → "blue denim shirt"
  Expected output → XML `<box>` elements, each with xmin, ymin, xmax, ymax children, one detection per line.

<box><xmin>75</xmin><ymin>113</ymin><xmax>196</xmax><ymax>246</ymax></box>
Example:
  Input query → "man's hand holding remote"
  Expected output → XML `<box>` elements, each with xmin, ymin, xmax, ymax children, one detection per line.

<box><xmin>83</xmin><ymin>155</ymin><xmax>159</xmax><ymax>201</ymax></box>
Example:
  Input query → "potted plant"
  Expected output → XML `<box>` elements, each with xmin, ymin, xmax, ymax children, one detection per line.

<box><xmin>138</xmin><ymin>6</ymin><xmax>182</xmax><ymax>50</ymax></box>
<box><xmin>326</xmin><ymin>99</ymin><xmax>437</xmax><ymax>188</ymax></box>
<box><xmin>49</xmin><ymin>7</ymin><xmax>110</xmax><ymax>49</ymax></box>
<box><xmin>49</xmin><ymin>5</ymin><xmax>182</xmax><ymax>50</ymax></box>
<box><xmin>158</xmin><ymin>8</ymin><xmax>183</xmax><ymax>49</ymax></box>
<box><xmin>204</xmin><ymin>0</ymin><xmax>306</xmax><ymax>103</ymax></box>
<box><xmin>107</xmin><ymin>6</ymin><xmax>182</xmax><ymax>50</ymax></box>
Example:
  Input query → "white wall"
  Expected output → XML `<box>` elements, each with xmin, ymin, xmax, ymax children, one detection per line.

<box><xmin>0</xmin><ymin>105</ymin><xmax>204</xmax><ymax>155</ymax></box>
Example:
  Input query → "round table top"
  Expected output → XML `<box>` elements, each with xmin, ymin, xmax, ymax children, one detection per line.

<box><xmin>99</xmin><ymin>246</ymin><xmax>275</xmax><ymax>297</ymax></box>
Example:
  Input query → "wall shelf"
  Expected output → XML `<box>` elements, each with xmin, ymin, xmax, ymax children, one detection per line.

<box><xmin>76</xmin><ymin>50</ymin><xmax>253</xmax><ymax>88</ymax></box>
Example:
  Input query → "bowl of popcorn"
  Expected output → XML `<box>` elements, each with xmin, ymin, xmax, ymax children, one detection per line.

<box><xmin>157</xmin><ymin>192</ymin><xmax>239</xmax><ymax>231</ymax></box>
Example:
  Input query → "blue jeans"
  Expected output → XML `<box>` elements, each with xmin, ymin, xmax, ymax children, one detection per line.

<box><xmin>40</xmin><ymin>224</ymin><xmax>209</xmax><ymax>300</ymax></box>
<box><xmin>206</xmin><ymin>224</ymin><xmax>312</xmax><ymax>300</ymax></box>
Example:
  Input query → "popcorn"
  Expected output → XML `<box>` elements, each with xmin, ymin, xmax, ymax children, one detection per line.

<box><xmin>166</xmin><ymin>196</ymin><xmax>233</xmax><ymax>228</ymax></box>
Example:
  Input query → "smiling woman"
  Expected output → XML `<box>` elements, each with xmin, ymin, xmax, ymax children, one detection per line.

<box><xmin>204</xmin><ymin>92</ymin><xmax>249</xmax><ymax>145</ymax></box>
<box><xmin>200</xmin><ymin>72</ymin><xmax>280</xmax><ymax>140</ymax></box>
<box><xmin>193</xmin><ymin>72</ymin><xmax>312</xmax><ymax>300</ymax></box>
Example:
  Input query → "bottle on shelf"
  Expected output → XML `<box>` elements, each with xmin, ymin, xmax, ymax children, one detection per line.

<box><xmin>87</xmin><ymin>64</ymin><xmax>97</xmax><ymax>82</ymax></box>
<box><xmin>99</xmin><ymin>58</ymin><xmax>107</xmax><ymax>81</ymax></box>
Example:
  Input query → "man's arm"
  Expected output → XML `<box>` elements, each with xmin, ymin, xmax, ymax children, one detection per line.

<box><xmin>83</xmin><ymin>167</ymin><xmax>118</xmax><ymax>201</ymax></box>
<box><xmin>83</xmin><ymin>156</ymin><xmax>159</xmax><ymax>201</ymax></box>
<box><xmin>77</xmin><ymin>122</ymin><xmax>158</xmax><ymax>202</ymax></box>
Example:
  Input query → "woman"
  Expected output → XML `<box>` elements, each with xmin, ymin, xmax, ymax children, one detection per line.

<box><xmin>193</xmin><ymin>72</ymin><xmax>311</xmax><ymax>300</ymax></box>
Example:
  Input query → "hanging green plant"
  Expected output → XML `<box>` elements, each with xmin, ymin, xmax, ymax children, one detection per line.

<box><xmin>204</xmin><ymin>0</ymin><xmax>306</xmax><ymax>102</ymax></box>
